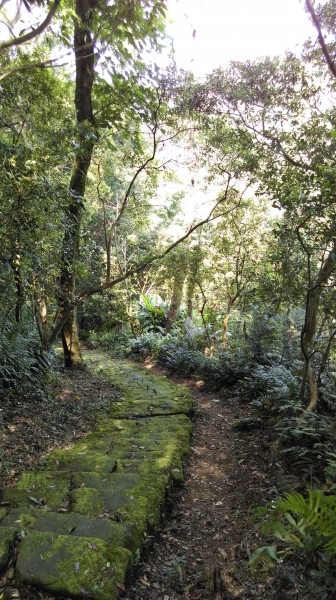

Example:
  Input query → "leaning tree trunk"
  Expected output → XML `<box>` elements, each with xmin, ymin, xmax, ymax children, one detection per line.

<box><xmin>300</xmin><ymin>240</ymin><xmax>336</xmax><ymax>415</ymax></box>
<box><xmin>58</xmin><ymin>0</ymin><xmax>97</xmax><ymax>368</ymax></box>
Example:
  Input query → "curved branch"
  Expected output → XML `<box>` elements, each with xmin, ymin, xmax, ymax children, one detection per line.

<box><xmin>0</xmin><ymin>0</ymin><xmax>61</xmax><ymax>52</ymax></box>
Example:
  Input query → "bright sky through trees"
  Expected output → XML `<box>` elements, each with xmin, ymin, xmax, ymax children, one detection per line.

<box><xmin>167</xmin><ymin>0</ymin><xmax>316</xmax><ymax>76</ymax></box>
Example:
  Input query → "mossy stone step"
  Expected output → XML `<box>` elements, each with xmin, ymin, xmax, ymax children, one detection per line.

<box><xmin>1</xmin><ymin>509</ymin><xmax>139</xmax><ymax>551</ymax></box>
<box><xmin>2</xmin><ymin>471</ymin><xmax>70</xmax><ymax>510</ymax></box>
<box><xmin>70</xmin><ymin>473</ymin><xmax>168</xmax><ymax>530</ymax></box>
<box><xmin>71</xmin><ymin>472</ymin><xmax>141</xmax><ymax>491</ymax></box>
<box><xmin>45</xmin><ymin>450</ymin><xmax>117</xmax><ymax>474</ymax></box>
<box><xmin>108</xmin><ymin>395</ymin><xmax>192</xmax><ymax>418</ymax></box>
<box><xmin>115</xmin><ymin>456</ymin><xmax>185</xmax><ymax>482</ymax></box>
<box><xmin>87</xmin><ymin>355</ymin><xmax>193</xmax><ymax>418</ymax></box>
<box><xmin>16</xmin><ymin>530</ymin><xmax>132</xmax><ymax>600</ymax></box>
<box><xmin>0</xmin><ymin>353</ymin><xmax>193</xmax><ymax>598</ymax></box>
<box><xmin>89</xmin><ymin>415</ymin><xmax>191</xmax><ymax>466</ymax></box>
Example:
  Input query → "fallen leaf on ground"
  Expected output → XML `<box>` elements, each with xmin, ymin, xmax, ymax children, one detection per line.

<box><xmin>116</xmin><ymin>582</ymin><xmax>125</xmax><ymax>590</ymax></box>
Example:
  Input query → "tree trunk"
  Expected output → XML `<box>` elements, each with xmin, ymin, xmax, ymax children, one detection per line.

<box><xmin>34</xmin><ymin>290</ymin><xmax>49</xmax><ymax>351</ymax></box>
<box><xmin>12</xmin><ymin>247</ymin><xmax>23</xmax><ymax>324</ymax></box>
<box><xmin>58</xmin><ymin>0</ymin><xmax>97</xmax><ymax>368</ymax></box>
<box><xmin>165</xmin><ymin>275</ymin><xmax>184</xmax><ymax>333</ymax></box>
<box><xmin>223</xmin><ymin>311</ymin><xmax>230</xmax><ymax>348</ymax></box>
<box><xmin>300</xmin><ymin>240</ymin><xmax>336</xmax><ymax>414</ymax></box>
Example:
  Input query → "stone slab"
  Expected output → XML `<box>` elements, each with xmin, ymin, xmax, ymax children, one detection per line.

<box><xmin>87</xmin><ymin>355</ymin><xmax>193</xmax><ymax>418</ymax></box>
<box><xmin>69</xmin><ymin>473</ymin><xmax>168</xmax><ymax>532</ymax></box>
<box><xmin>71</xmin><ymin>472</ymin><xmax>141</xmax><ymax>491</ymax></box>
<box><xmin>1</xmin><ymin>509</ymin><xmax>139</xmax><ymax>551</ymax></box>
<box><xmin>2</xmin><ymin>471</ymin><xmax>70</xmax><ymax>511</ymax></box>
<box><xmin>16</xmin><ymin>530</ymin><xmax>132</xmax><ymax>600</ymax></box>
<box><xmin>45</xmin><ymin>450</ymin><xmax>117</xmax><ymax>474</ymax></box>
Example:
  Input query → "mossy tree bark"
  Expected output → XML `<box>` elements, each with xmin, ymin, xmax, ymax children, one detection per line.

<box><xmin>58</xmin><ymin>0</ymin><xmax>98</xmax><ymax>368</ymax></box>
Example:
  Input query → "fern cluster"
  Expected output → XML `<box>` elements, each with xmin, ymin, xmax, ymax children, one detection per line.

<box><xmin>0</xmin><ymin>325</ymin><xmax>56</xmax><ymax>395</ymax></box>
<box><xmin>252</xmin><ymin>490</ymin><xmax>336</xmax><ymax>561</ymax></box>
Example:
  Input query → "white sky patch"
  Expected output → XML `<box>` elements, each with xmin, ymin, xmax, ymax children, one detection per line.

<box><xmin>155</xmin><ymin>0</ymin><xmax>318</xmax><ymax>231</ymax></box>
<box><xmin>166</xmin><ymin>0</ymin><xmax>316</xmax><ymax>76</ymax></box>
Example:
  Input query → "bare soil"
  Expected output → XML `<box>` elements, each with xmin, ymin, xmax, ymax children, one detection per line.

<box><xmin>126</xmin><ymin>364</ymin><xmax>278</xmax><ymax>600</ymax></box>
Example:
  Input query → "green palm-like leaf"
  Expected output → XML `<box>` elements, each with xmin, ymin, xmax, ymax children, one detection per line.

<box><xmin>253</xmin><ymin>490</ymin><xmax>336</xmax><ymax>559</ymax></box>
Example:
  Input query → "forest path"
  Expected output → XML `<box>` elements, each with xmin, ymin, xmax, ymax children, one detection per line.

<box><xmin>0</xmin><ymin>351</ymin><xmax>193</xmax><ymax>600</ymax></box>
<box><xmin>127</xmin><ymin>364</ymin><xmax>271</xmax><ymax>600</ymax></box>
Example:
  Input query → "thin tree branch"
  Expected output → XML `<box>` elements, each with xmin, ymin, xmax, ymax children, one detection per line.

<box><xmin>77</xmin><ymin>193</ymin><xmax>242</xmax><ymax>301</ymax></box>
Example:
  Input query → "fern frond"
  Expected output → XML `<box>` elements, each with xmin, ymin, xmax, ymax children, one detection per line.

<box><xmin>252</xmin><ymin>490</ymin><xmax>336</xmax><ymax>561</ymax></box>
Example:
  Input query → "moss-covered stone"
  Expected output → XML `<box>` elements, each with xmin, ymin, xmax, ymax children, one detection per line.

<box><xmin>45</xmin><ymin>450</ymin><xmax>117</xmax><ymax>474</ymax></box>
<box><xmin>96</xmin><ymin>415</ymin><xmax>191</xmax><ymax>452</ymax></box>
<box><xmin>71</xmin><ymin>472</ymin><xmax>140</xmax><ymax>491</ymax></box>
<box><xmin>87</xmin><ymin>354</ymin><xmax>193</xmax><ymax>418</ymax></box>
<box><xmin>16</xmin><ymin>530</ymin><xmax>132</xmax><ymax>600</ymax></box>
<box><xmin>1</xmin><ymin>509</ymin><xmax>140</xmax><ymax>551</ymax></box>
<box><xmin>2</xmin><ymin>471</ymin><xmax>70</xmax><ymax>510</ymax></box>
<box><xmin>2</xmin><ymin>486</ymin><xmax>67</xmax><ymax>510</ymax></box>
<box><xmin>17</xmin><ymin>471</ymin><xmax>70</xmax><ymax>491</ymax></box>
<box><xmin>0</xmin><ymin>526</ymin><xmax>16</xmax><ymax>573</ymax></box>
<box><xmin>119</xmin><ymin>475</ymin><xmax>168</xmax><ymax>531</ymax></box>
<box><xmin>116</xmin><ymin>456</ymin><xmax>184</xmax><ymax>482</ymax></box>
<box><xmin>69</xmin><ymin>472</ymin><xmax>167</xmax><ymax>535</ymax></box>
<box><xmin>0</xmin><ymin>352</ymin><xmax>193</xmax><ymax>598</ymax></box>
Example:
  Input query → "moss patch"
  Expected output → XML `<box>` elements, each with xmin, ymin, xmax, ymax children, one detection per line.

<box><xmin>16</xmin><ymin>530</ymin><xmax>132</xmax><ymax>600</ymax></box>
<box><xmin>69</xmin><ymin>488</ymin><xmax>105</xmax><ymax>518</ymax></box>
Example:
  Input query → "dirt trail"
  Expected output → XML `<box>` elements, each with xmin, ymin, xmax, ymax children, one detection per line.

<box><xmin>128</xmin><ymin>367</ymin><xmax>272</xmax><ymax>600</ymax></box>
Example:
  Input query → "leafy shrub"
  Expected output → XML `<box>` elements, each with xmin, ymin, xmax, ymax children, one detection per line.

<box><xmin>94</xmin><ymin>330</ymin><xmax>132</xmax><ymax>358</ymax></box>
<box><xmin>275</xmin><ymin>413</ymin><xmax>336</xmax><ymax>483</ymax></box>
<box><xmin>245</xmin><ymin>364</ymin><xmax>300</xmax><ymax>413</ymax></box>
<box><xmin>157</xmin><ymin>339</ymin><xmax>202</xmax><ymax>376</ymax></box>
<box><xmin>319</xmin><ymin>369</ymin><xmax>336</xmax><ymax>415</ymax></box>
<box><xmin>156</xmin><ymin>340</ymin><xmax>250</xmax><ymax>388</ymax></box>
<box><xmin>130</xmin><ymin>331</ymin><xmax>165</xmax><ymax>357</ymax></box>
<box><xmin>183</xmin><ymin>317</ymin><xmax>208</xmax><ymax>350</ymax></box>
